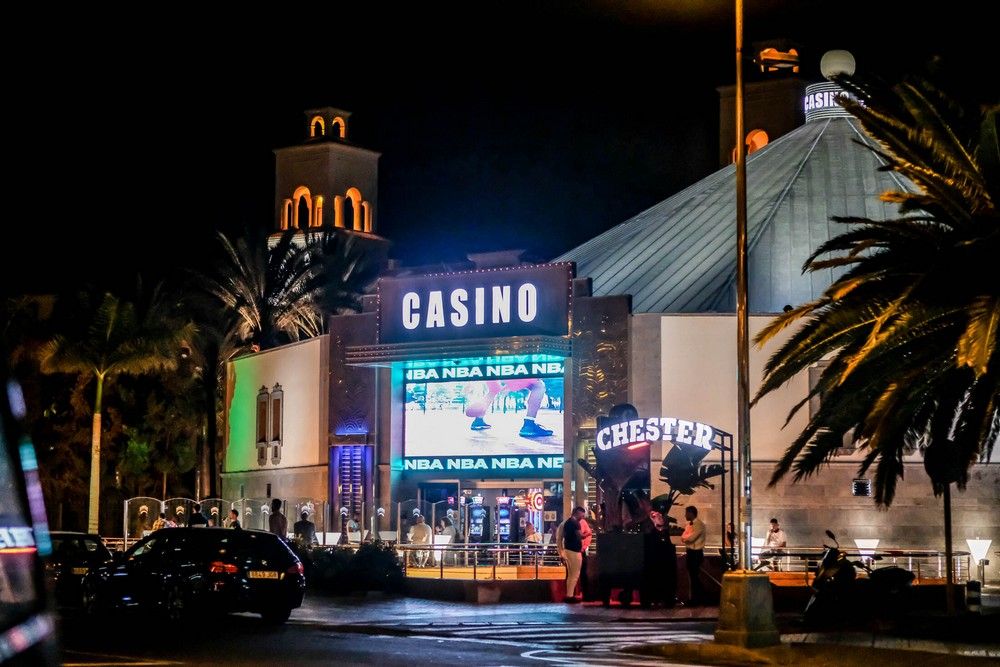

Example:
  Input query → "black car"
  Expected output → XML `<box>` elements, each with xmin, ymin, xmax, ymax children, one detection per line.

<box><xmin>81</xmin><ymin>527</ymin><xmax>305</xmax><ymax>623</ymax></box>
<box><xmin>45</xmin><ymin>531</ymin><xmax>115</xmax><ymax>608</ymax></box>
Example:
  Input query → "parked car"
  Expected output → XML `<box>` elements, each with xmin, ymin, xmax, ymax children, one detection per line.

<box><xmin>44</xmin><ymin>531</ymin><xmax>115</xmax><ymax>608</ymax></box>
<box><xmin>81</xmin><ymin>527</ymin><xmax>305</xmax><ymax>623</ymax></box>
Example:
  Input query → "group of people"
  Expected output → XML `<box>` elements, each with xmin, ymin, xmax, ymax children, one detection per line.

<box><xmin>554</xmin><ymin>504</ymin><xmax>713</xmax><ymax>608</ymax></box>
<box><xmin>147</xmin><ymin>499</ymin><xmax>319</xmax><ymax>545</ymax></box>
<box><xmin>405</xmin><ymin>514</ymin><xmax>463</xmax><ymax>567</ymax></box>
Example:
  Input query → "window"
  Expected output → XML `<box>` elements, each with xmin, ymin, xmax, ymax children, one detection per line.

<box><xmin>808</xmin><ymin>361</ymin><xmax>855</xmax><ymax>454</ymax></box>
<box><xmin>269</xmin><ymin>384</ymin><xmax>283</xmax><ymax>465</ymax></box>
<box><xmin>256</xmin><ymin>386</ymin><xmax>269</xmax><ymax>466</ymax></box>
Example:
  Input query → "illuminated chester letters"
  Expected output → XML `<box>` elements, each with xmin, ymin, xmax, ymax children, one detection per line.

<box><xmin>596</xmin><ymin>417</ymin><xmax>717</xmax><ymax>451</ymax></box>
<box><xmin>401</xmin><ymin>283</ymin><xmax>539</xmax><ymax>330</ymax></box>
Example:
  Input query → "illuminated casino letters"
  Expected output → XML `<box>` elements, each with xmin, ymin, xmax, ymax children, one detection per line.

<box><xmin>401</xmin><ymin>283</ymin><xmax>539</xmax><ymax>330</ymax></box>
<box><xmin>377</xmin><ymin>263</ymin><xmax>573</xmax><ymax>344</ymax></box>
<box><xmin>596</xmin><ymin>417</ymin><xmax>716</xmax><ymax>451</ymax></box>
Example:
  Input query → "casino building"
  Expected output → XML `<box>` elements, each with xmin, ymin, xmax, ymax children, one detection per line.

<box><xmin>221</xmin><ymin>61</ymin><xmax>998</xmax><ymax>576</ymax></box>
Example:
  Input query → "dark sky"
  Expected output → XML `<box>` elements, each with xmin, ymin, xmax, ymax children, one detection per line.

<box><xmin>5</xmin><ymin>2</ymin><xmax>994</xmax><ymax>296</ymax></box>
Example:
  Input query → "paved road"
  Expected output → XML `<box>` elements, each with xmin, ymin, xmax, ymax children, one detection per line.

<box><xmin>57</xmin><ymin>595</ymin><xmax>711</xmax><ymax>666</ymax></box>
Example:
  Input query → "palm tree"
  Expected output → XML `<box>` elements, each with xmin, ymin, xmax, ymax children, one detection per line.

<box><xmin>752</xmin><ymin>73</ymin><xmax>997</xmax><ymax>611</ymax></box>
<box><xmin>204</xmin><ymin>226</ymin><xmax>323</xmax><ymax>352</ymax></box>
<box><xmin>39</xmin><ymin>284</ymin><xmax>193</xmax><ymax>533</ymax></box>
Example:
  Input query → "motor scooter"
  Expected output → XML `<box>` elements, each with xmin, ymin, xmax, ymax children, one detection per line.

<box><xmin>803</xmin><ymin>530</ymin><xmax>856</xmax><ymax>626</ymax></box>
<box><xmin>851</xmin><ymin>555</ymin><xmax>915</xmax><ymax>626</ymax></box>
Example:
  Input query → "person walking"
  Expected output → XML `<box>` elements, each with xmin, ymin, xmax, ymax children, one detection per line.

<box><xmin>681</xmin><ymin>505</ymin><xmax>706</xmax><ymax>606</ymax></box>
<box><xmin>558</xmin><ymin>507</ymin><xmax>585</xmax><ymax>603</ymax></box>
<box><xmin>187</xmin><ymin>503</ymin><xmax>208</xmax><ymax>527</ymax></box>
<box><xmin>228</xmin><ymin>508</ymin><xmax>242</xmax><ymax>530</ymax></box>
<box><xmin>268</xmin><ymin>498</ymin><xmax>287</xmax><ymax>538</ymax></box>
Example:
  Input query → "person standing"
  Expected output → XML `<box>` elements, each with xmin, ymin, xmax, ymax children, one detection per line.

<box><xmin>187</xmin><ymin>503</ymin><xmax>208</xmax><ymax>527</ymax></box>
<box><xmin>578</xmin><ymin>510</ymin><xmax>594</xmax><ymax>599</ymax></box>
<box><xmin>763</xmin><ymin>517</ymin><xmax>787</xmax><ymax>571</ymax></box>
<box><xmin>268</xmin><ymin>498</ymin><xmax>287</xmax><ymax>539</ymax></box>
<box><xmin>641</xmin><ymin>510</ymin><xmax>677</xmax><ymax>607</ymax></box>
<box><xmin>407</xmin><ymin>515</ymin><xmax>432</xmax><ymax>567</ymax></box>
<box><xmin>294</xmin><ymin>511</ymin><xmax>317</xmax><ymax>546</ymax></box>
<box><xmin>228</xmin><ymin>509</ymin><xmax>242</xmax><ymax>530</ymax></box>
<box><xmin>151</xmin><ymin>512</ymin><xmax>168</xmax><ymax>531</ymax></box>
<box><xmin>681</xmin><ymin>505</ymin><xmax>706</xmax><ymax>606</ymax></box>
<box><xmin>558</xmin><ymin>507</ymin><xmax>585</xmax><ymax>603</ymax></box>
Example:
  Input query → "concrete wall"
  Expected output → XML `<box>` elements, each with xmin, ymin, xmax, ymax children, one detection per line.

<box><xmin>223</xmin><ymin>336</ymin><xmax>329</xmax><ymax>497</ymax></box>
<box><xmin>635</xmin><ymin>313</ymin><xmax>1000</xmax><ymax>581</ymax></box>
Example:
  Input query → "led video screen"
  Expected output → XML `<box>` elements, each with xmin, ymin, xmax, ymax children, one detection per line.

<box><xmin>404</xmin><ymin>361</ymin><xmax>564</xmax><ymax>458</ymax></box>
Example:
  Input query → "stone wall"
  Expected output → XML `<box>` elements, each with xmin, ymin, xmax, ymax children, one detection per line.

<box><xmin>679</xmin><ymin>462</ymin><xmax>1000</xmax><ymax>583</ymax></box>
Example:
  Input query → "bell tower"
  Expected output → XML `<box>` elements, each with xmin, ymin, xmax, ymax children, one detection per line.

<box><xmin>273</xmin><ymin>107</ymin><xmax>384</xmax><ymax>240</ymax></box>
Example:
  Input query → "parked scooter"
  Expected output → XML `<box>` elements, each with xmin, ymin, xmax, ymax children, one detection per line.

<box><xmin>852</xmin><ymin>555</ymin><xmax>916</xmax><ymax>625</ymax></box>
<box><xmin>803</xmin><ymin>530</ymin><xmax>856</xmax><ymax>626</ymax></box>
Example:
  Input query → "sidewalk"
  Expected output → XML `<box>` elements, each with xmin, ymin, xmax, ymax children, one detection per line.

<box><xmin>624</xmin><ymin>593</ymin><xmax>1000</xmax><ymax>665</ymax></box>
<box><xmin>293</xmin><ymin>590</ymin><xmax>999</xmax><ymax>663</ymax></box>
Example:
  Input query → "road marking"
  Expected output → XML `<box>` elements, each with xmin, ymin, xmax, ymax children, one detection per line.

<box><xmin>62</xmin><ymin>650</ymin><xmax>182</xmax><ymax>666</ymax></box>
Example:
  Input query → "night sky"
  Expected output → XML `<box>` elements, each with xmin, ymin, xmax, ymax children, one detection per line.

<box><xmin>5</xmin><ymin>2</ymin><xmax>993</xmax><ymax>296</ymax></box>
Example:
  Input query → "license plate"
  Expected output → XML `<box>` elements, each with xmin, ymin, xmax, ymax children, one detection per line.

<box><xmin>247</xmin><ymin>570</ymin><xmax>279</xmax><ymax>579</ymax></box>
<box><xmin>71</xmin><ymin>567</ymin><xmax>88</xmax><ymax>575</ymax></box>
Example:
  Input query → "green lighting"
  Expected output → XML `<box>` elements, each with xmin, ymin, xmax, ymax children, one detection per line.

<box><xmin>401</xmin><ymin>353</ymin><xmax>565</xmax><ymax>371</ymax></box>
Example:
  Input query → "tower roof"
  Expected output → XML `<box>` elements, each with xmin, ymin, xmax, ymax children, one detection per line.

<box><xmin>556</xmin><ymin>113</ymin><xmax>916</xmax><ymax>314</ymax></box>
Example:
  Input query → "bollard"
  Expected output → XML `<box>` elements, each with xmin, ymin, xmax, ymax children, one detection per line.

<box><xmin>966</xmin><ymin>580</ymin><xmax>982</xmax><ymax>613</ymax></box>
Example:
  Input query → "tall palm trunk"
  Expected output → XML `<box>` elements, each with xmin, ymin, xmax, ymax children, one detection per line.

<box><xmin>88</xmin><ymin>373</ymin><xmax>105</xmax><ymax>534</ymax></box>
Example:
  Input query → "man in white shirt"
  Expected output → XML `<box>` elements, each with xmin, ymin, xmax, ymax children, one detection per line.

<box><xmin>680</xmin><ymin>506</ymin><xmax>707</xmax><ymax>605</ymax></box>
<box><xmin>408</xmin><ymin>515</ymin><xmax>432</xmax><ymax>567</ymax></box>
<box><xmin>763</xmin><ymin>517</ymin><xmax>788</xmax><ymax>571</ymax></box>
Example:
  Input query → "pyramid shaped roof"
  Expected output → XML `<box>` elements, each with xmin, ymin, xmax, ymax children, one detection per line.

<box><xmin>556</xmin><ymin>112</ymin><xmax>916</xmax><ymax>314</ymax></box>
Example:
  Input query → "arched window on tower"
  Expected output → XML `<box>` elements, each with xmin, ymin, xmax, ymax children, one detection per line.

<box><xmin>297</xmin><ymin>197</ymin><xmax>310</xmax><ymax>230</ymax></box>
<box><xmin>342</xmin><ymin>194</ymin><xmax>355</xmax><ymax>232</ymax></box>
<box><xmin>310</xmin><ymin>116</ymin><xmax>325</xmax><ymax>137</ymax></box>
<box><xmin>292</xmin><ymin>186</ymin><xmax>312</xmax><ymax>229</ymax></box>
<box><xmin>345</xmin><ymin>187</ymin><xmax>362</xmax><ymax>231</ymax></box>
<box><xmin>331</xmin><ymin>116</ymin><xmax>346</xmax><ymax>139</ymax></box>
<box><xmin>280</xmin><ymin>199</ymin><xmax>293</xmax><ymax>230</ymax></box>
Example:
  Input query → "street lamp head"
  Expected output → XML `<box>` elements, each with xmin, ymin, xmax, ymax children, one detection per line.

<box><xmin>820</xmin><ymin>50</ymin><xmax>856</xmax><ymax>79</ymax></box>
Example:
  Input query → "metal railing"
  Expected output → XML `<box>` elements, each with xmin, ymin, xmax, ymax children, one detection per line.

<box><xmin>395</xmin><ymin>542</ymin><xmax>566</xmax><ymax>581</ymax></box>
<box><xmin>745</xmin><ymin>546</ymin><xmax>972</xmax><ymax>582</ymax></box>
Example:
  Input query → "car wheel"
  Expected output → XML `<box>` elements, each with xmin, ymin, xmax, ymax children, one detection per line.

<box><xmin>260</xmin><ymin>606</ymin><xmax>292</xmax><ymax>625</ymax></box>
<box><xmin>164</xmin><ymin>584</ymin><xmax>187</xmax><ymax>623</ymax></box>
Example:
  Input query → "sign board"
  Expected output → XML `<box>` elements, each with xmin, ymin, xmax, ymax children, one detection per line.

<box><xmin>377</xmin><ymin>263</ymin><xmax>574</xmax><ymax>344</ymax></box>
<box><xmin>596</xmin><ymin>416</ymin><xmax>718</xmax><ymax>452</ymax></box>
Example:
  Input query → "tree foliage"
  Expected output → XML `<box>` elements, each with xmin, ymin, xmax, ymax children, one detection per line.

<box><xmin>753</xmin><ymin>73</ymin><xmax>999</xmax><ymax>506</ymax></box>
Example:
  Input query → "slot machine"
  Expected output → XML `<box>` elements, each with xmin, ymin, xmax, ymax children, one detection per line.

<box><xmin>468</xmin><ymin>495</ymin><xmax>489</xmax><ymax>543</ymax></box>
<box><xmin>496</xmin><ymin>496</ymin><xmax>512</xmax><ymax>543</ymax></box>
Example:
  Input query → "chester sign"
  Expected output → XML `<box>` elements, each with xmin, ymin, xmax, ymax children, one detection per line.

<box><xmin>596</xmin><ymin>417</ymin><xmax>717</xmax><ymax>452</ymax></box>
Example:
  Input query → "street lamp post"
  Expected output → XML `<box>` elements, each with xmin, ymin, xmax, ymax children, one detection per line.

<box><xmin>715</xmin><ymin>0</ymin><xmax>779</xmax><ymax>647</ymax></box>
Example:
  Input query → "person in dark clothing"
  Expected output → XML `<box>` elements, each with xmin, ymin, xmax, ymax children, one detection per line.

<box><xmin>228</xmin><ymin>508</ymin><xmax>242</xmax><ymax>530</ymax></box>
<box><xmin>641</xmin><ymin>510</ymin><xmax>677</xmax><ymax>607</ymax></box>
<box><xmin>294</xmin><ymin>511</ymin><xmax>317</xmax><ymax>546</ymax></box>
<box><xmin>268</xmin><ymin>498</ymin><xmax>287</xmax><ymax>538</ymax></box>
<box><xmin>559</xmin><ymin>507</ymin><xmax>585</xmax><ymax>603</ymax></box>
<box><xmin>187</xmin><ymin>503</ymin><xmax>208</xmax><ymax>527</ymax></box>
